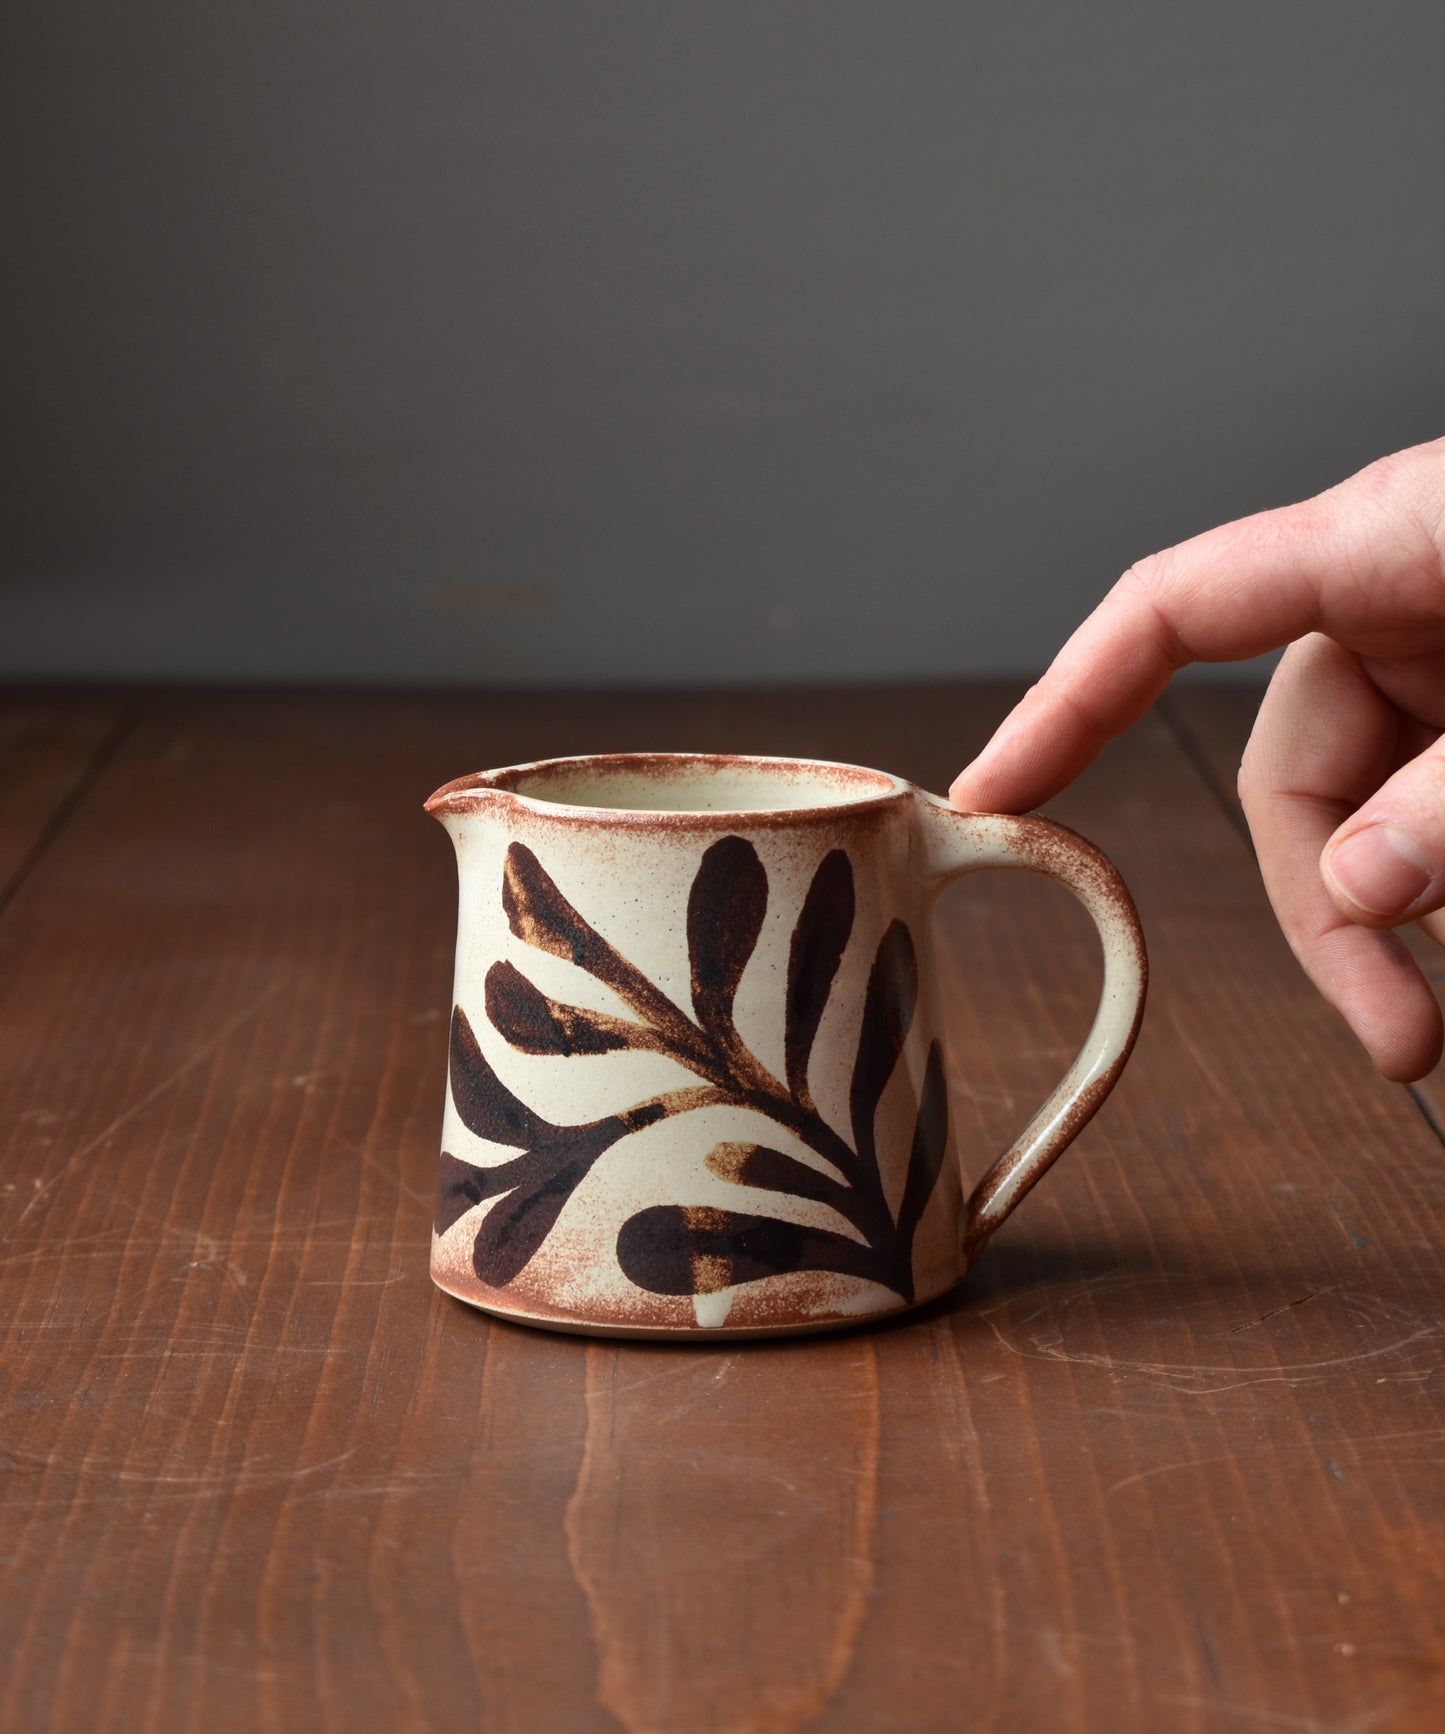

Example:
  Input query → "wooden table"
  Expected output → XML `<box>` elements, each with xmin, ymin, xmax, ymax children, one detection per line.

<box><xmin>3</xmin><ymin>684</ymin><xmax>1444</xmax><ymax>1734</ymax></box>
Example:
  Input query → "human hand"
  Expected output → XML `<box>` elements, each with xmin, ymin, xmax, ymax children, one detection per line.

<box><xmin>949</xmin><ymin>436</ymin><xmax>1445</xmax><ymax>1082</ymax></box>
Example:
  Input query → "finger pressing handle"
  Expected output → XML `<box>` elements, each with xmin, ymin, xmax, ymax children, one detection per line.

<box><xmin>913</xmin><ymin>796</ymin><xmax>1148</xmax><ymax>1259</ymax></box>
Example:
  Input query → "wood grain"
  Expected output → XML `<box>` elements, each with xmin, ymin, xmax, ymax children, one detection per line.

<box><xmin>566</xmin><ymin>1341</ymin><xmax>879</xmax><ymax>1734</ymax></box>
<box><xmin>0</xmin><ymin>693</ymin><xmax>127</xmax><ymax>902</ymax></box>
<box><xmin>2</xmin><ymin>685</ymin><xmax>1444</xmax><ymax>1733</ymax></box>
<box><xmin>1166</xmin><ymin>681</ymin><xmax>1445</xmax><ymax>1135</ymax></box>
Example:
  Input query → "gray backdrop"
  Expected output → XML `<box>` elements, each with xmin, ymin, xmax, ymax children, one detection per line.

<box><xmin>3</xmin><ymin>2</ymin><xmax>1443</xmax><ymax>686</ymax></box>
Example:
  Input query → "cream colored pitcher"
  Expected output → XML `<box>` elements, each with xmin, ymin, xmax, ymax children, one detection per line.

<box><xmin>426</xmin><ymin>752</ymin><xmax>1146</xmax><ymax>1338</ymax></box>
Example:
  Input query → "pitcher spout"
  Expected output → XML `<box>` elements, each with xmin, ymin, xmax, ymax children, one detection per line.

<box><xmin>423</xmin><ymin>773</ymin><xmax>502</xmax><ymax>838</ymax></box>
<box><xmin>426</xmin><ymin>774</ymin><xmax>492</xmax><ymax>813</ymax></box>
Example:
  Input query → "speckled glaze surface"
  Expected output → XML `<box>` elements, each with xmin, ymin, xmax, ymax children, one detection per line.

<box><xmin>425</xmin><ymin>753</ymin><xmax>1146</xmax><ymax>1338</ymax></box>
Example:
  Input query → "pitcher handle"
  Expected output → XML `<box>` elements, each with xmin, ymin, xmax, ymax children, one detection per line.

<box><xmin>913</xmin><ymin>795</ymin><xmax>1148</xmax><ymax>1261</ymax></box>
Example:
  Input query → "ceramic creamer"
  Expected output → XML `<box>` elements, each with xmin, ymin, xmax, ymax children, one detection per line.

<box><xmin>425</xmin><ymin>753</ymin><xmax>1146</xmax><ymax>1338</ymax></box>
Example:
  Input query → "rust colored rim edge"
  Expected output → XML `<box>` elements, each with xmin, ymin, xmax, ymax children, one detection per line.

<box><xmin>424</xmin><ymin>750</ymin><xmax>911</xmax><ymax>830</ymax></box>
<box><xmin>431</xmin><ymin>1270</ymin><xmax>972</xmax><ymax>1342</ymax></box>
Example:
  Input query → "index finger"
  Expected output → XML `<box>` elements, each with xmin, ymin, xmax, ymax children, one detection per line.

<box><xmin>947</xmin><ymin>447</ymin><xmax>1441</xmax><ymax>813</ymax></box>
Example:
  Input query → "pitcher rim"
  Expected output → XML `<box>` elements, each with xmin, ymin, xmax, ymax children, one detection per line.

<box><xmin>424</xmin><ymin>750</ymin><xmax>912</xmax><ymax>827</ymax></box>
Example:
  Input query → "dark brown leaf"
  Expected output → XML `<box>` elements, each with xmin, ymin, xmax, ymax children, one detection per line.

<box><xmin>502</xmin><ymin>843</ymin><xmax>701</xmax><ymax>1047</ymax></box>
<box><xmin>434</xmin><ymin>1148</ymin><xmax>531</xmax><ymax>1235</ymax></box>
<box><xmin>616</xmin><ymin>1204</ymin><xmax>890</xmax><ymax>1297</ymax></box>
<box><xmin>704</xmin><ymin>1140</ymin><xmax>855</xmax><ymax>1220</ymax></box>
<box><xmin>449</xmin><ymin>1005</ymin><xmax>553</xmax><ymax>1147</ymax></box>
<box><xmin>687</xmin><ymin>836</ymin><xmax>768</xmax><ymax>1041</ymax></box>
<box><xmin>470</xmin><ymin>1156</ymin><xmax>598</xmax><ymax>1288</ymax></box>
<box><xmin>485</xmin><ymin>960</ymin><xmax>651</xmax><ymax>1057</ymax></box>
<box><xmin>893</xmin><ymin>1042</ymin><xmax>949</xmax><ymax>1271</ymax></box>
<box><xmin>848</xmin><ymin>921</ymin><xmax>918</xmax><ymax>1184</ymax></box>
<box><xmin>469</xmin><ymin>1115</ymin><xmax>635</xmax><ymax>1286</ymax></box>
<box><xmin>785</xmin><ymin>849</ymin><xmax>854</xmax><ymax>1103</ymax></box>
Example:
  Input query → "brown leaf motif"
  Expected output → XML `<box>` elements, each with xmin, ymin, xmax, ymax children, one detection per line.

<box><xmin>437</xmin><ymin>838</ymin><xmax>949</xmax><ymax>1304</ymax></box>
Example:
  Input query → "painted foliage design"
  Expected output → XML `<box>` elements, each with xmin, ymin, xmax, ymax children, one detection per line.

<box><xmin>436</xmin><ymin>836</ymin><xmax>948</xmax><ymax>1303</ymax></box>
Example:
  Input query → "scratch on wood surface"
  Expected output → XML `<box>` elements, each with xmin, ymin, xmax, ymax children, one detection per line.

<box><xmin>1229</xmin><ymin>1287</ymin><xmax>1342</xmax><ymax>1333</ymax></box>
<box><xmin>301</xmin><ymin>1267</ymin><xmax>407</xmax><ymax>1288</ymax></box>
<box><xmin>998</xmin><ymin>1268</ymin><xmax>1132</xmax><ymax>1330</ymax></box>
<box><xmin>1</xmin><ymin>984</ymin><xmax>282</xmax><ymax>1243</ymax></box>
<box><xmin>0</xmin><ymin>1221</ymin><xmax>398</xmax><ymax>1276</ymax></box>
<box><xmin>186</xmin><ymin>1231</ymin><xmax>249</xmax><ymax>1292</ymax></box>
<box><xmin>5</xmin><ymin>1477</ymin><xmax>444</xmax><ymax>1517</ymax></box>
<box><xmin>1325</xmin><ymin>1189</ymin><xmax>1372</xmax><ymax>1251</ymax></box>
<box><xmin>4</xmin><ymin>1335</ymin><xmax>365</xmax><ymax>1360</ymax></box>
<box><xmin>1157</xmin><ymin>1691</ymin><xmax>1409</xmax><ymax>1733</ymax></box>
<box><xmin>357</xmin><ymin>1145</ymin><xmax>433</xmax><ymax>1210</ymax></box>
<box><xmin>1037</xmin><ymin>1626</ymin><xmax>1077</xmax><ymax>1680</ymax></box>
<box><xmin>0</xmin><ymin>1447</ymin><xmax>384</xmax><ymax>1515</ymax></box>
<box><xmin>1184</xmin><ymin>1586</ymin><xmax>1227</xmax><ymax>1693</ymax></box>
<box><xmin>980</xmin><ymin>1279</ymin><xmax>1441</xmax><ymax>1394</ymax></box>
<box><xmin>1105</xmin><ymin>1425</ymin><xmax>1445</xmax><ymax>1497</ymax></box>
<box><xmin>1161</xmin><ymin>1001</ymin><xmax>1230</xmax><ymax>1100</ymax></box>
<box><xmin>117</xmin><ymin>1448</ymin><xmax>359</xmax><ymax>1486</ymax></box>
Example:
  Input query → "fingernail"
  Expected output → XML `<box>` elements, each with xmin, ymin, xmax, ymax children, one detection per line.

<box><xmin>1325</xmin><ymin>825</ymin><xmax>1433</xmax><ymax>916</ymax></box>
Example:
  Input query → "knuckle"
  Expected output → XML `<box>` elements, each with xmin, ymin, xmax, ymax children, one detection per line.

<box><xmin>1115</xmin><ymin>554</ymin><xmax>1189</xmax><ymax>668</ymax></box>
<box><xmin>1117</xmin><ymin>552</ymin><xmax>1170</xmax><ymax>601</ymax></box>
<box><xmin>1351</xmin><ymin>447</ymin><xmax>1409</xmax><ymax>500</ymax></box>
<box><xmin>1347</xmin><ymin>441</ymin><xmax>1445</xmax><ymax>558</ymax></box>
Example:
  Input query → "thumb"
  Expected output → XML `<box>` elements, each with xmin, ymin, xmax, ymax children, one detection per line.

<box><xmin>1322</xmin><ymin>739</ymin><xmax>1445</xmax><ymax>926</ymax></box>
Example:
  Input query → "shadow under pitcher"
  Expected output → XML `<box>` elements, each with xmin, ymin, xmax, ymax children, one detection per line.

<box><xmin>424</xmin><ymin>752</ymin><xmax>1146</xmax><ymax>1338</ymax></box>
